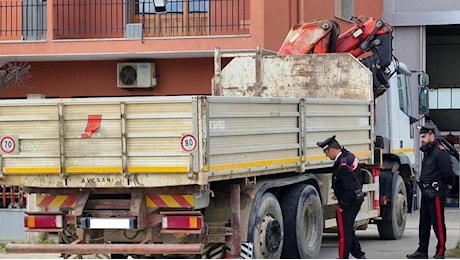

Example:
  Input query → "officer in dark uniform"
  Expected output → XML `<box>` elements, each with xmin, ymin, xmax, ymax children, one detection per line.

<box><xmin>317</xmin><ymin>135</ymin><xmax>366</xmax><ymax>259</ymax></box>
<box><xmin>407</xmin><ymin>122</ymin><xmax>455</xmax><ymax>259</ymax></box>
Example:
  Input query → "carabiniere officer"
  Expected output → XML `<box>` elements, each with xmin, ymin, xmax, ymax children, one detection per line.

<box><xmin>407</xmin><ymin>122</ymin><xmax>455</xmax><ymax>259</ymax></box>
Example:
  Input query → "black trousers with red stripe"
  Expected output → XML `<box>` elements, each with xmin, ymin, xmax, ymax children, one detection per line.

<box><xmin>335</xmin><ymin>200</ymin><xmax>365</xmax><ymax>259</ymax></box>
<box><xmin>417</xmin><ymin>194</ymin><xmax>446</xmax><ymax>256</ymax></box>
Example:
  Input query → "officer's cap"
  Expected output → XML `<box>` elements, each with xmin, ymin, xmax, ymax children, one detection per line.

<box><xmin>417</xmin><ymin>122</ymin><xmax>438</xmax><ymax>135</ymax></box>
<box><xmin>316</xmin><ymin>135</ymin><xmax>337</xmax><ymax>151</ymax></box>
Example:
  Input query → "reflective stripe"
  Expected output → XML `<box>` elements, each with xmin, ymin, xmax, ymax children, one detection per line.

<box><xmin>37</xmin><ymin>195</ymin><xmax>77</xmax><ymax>208</ymax></box>
<box><xmin>146</xmin><ymin>195</ymin><xmax>194</xmax><ymax>208</ymax></box>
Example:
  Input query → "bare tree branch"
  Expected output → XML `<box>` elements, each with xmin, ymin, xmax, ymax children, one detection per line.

<box><xmin>0</xmin><ymin>62</ymin><xmax>31</xmax><ymax>90</ymax></box>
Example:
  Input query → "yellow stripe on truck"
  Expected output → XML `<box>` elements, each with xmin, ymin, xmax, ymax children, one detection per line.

<box><xmin>3</xmin><ymin>166</ymin><xmax>189</xmax><ymax>175</ymax></box>
<box><xmin>4</xmin><ymin>151</ymin><xmax>372</xmax><ymax>175</ymax></box>
<box><xmin>203</xmin><ymin>157</ymin><xmax>300</xmax><ymax>172</ymax></box>
<box><xmin>3</xmin><ymin>167</ymin><xmax>61</xmax><ymax>174</ymax></box>
<box><xmin>306</xmin><ymin>150</ymin><xmax>372</xmax><ymax>162</ymax></box>
<box><xmin>391</xmin><ymin>148</ymin><xmax>414</xmax><ymax>154</ymax></box>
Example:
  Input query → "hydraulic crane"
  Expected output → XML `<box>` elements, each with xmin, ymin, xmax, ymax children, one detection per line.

<box><xmin>278</xmin><ymin>16</ymin><xmax>394</xmax><ymax>98</ymax></box>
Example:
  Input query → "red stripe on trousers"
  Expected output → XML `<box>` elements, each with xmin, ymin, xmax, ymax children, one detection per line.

<box><xmin>435</xmin><ymin>196</ymin><xmax>445</xmax><ymax>256</ymax></box>
<box><xmin>336</xmin><ymin>206</ymin><xmax>345</xmax><ymax>259</ymax></box>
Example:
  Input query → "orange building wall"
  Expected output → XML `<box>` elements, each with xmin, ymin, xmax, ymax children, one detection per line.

<box><xmin>302</xmin><ymin>0</ymin><xmax>383</xmax><ymax>31</ymax></box>
<box><xmin>0</xmin><ymin>59</ymin><xmax>216</xmax><ymax>98</ymax></box>
<box><xmin>262</xmin><ymin>0</ymin><xmax>298</xmax><ymax>51</ymax></box>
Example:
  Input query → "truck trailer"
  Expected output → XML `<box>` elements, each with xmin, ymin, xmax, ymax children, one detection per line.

<box><xmin>0</xmin><ymin>46</ymin><xmax>429</xmax><ymax>258</ymax></box>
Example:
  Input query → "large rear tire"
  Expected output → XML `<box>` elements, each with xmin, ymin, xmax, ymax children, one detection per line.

<box><xmin>377</xmin><ymin>175</ymin><xmax>407</xmax><ymax>239</ymax></box>
<box><xmin>251</xmin><ymin>192</ymin><xmax>284</xmax><ymax>259</ymax></box>
<box><xmin>280</xmin><ymin>184</ymin><xmax>323</xmax><ymax>259</ymax></box>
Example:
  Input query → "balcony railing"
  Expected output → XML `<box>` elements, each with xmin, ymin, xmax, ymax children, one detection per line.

<box><xmin>0</xmin><ymin>0</ymin><xmax>47</xmax><ymax>40</ymax></box>
<box><xmin>0</xmin><ymin>0</ymin><xmax>249</xmax><ymax>41</ymax></box>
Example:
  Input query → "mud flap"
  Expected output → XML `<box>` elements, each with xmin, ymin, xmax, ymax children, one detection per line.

<box><xmin>212</xmin><ymin>242</ymin><xmax>253</xmax><ymax>259</ymax></box>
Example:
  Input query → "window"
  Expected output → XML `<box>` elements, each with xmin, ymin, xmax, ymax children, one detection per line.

<box><xmin>398</xmin><ymin>74</ymin><xmax>415</xmax><ymax>138</ymax></box>
<box><xmin>334</xmin><ymin>0</ymin><xmax>354</xmax><ymax>20</ymax></box>
<box><xmin>397</xmin><ymin>74</ymin><xmax>413</xmax><ymax>117</ymax></box>
<box><xmin>190</xmin><ymin>0</ymin><xmax>208</xmax><ymax>12</ymax></box>
<box><xmin>138</xmin><ymin>0</ymin><xmax>209</xmax><ymax>14</ymax></box>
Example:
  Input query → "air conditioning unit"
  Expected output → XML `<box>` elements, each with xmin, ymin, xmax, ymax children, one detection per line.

<box><xmin>117</xmin><ymin>62</ymin><xmax>157</xmax><ymax>88</ymax></box>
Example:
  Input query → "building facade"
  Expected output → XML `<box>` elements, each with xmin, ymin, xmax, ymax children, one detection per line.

<box><xmin>384</xmin><ymin>0</ymin><xmax>460</xmax><ymax>137</ymax></box>
<box><xmin>0</xmin><ymin>0</ymin><xmax>383</xmax><ymax>98</ymax></box>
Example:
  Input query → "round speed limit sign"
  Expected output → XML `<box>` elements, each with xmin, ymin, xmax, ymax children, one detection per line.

<box><xmin>0</xmin><ymin>135</ymin><xmax>18</xmax><ymax>154</ymax></box>
<box><xmin>180</xmin><ymin>134</ymin><xmax>197</xmax><ymax>153</ymax></box>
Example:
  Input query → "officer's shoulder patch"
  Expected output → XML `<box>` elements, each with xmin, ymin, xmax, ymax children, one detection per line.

<box><xmin>437</xmin><ymin>144</ymin><xmax>445</xmax><ymax>151</ymax></box>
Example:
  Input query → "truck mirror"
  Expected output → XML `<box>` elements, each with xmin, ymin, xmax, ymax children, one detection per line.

<box><xmin>418</xmin><ymin>73</ymin><xmax>429</xmax><ymax>87</ymax></box>
<box><xmin>375</xmin><ymin>136</ymin><xmax>384</xmax><ymax>149</ymax></box>
<box><xmin>418</xmin><ymin>86</ymin><xmax>429</xmax><ymax>115</ymax></box>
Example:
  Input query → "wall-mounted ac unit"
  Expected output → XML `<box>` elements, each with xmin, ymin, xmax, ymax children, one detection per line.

<box><xmin>117</xmin><ymin>62</ymin><xmax>157</xmax><ymax>88</ymax></box>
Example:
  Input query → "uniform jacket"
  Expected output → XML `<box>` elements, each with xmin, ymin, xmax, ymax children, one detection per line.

<box><xmin>332</xmin><ymin>149</ymin><xmax>363</xmax><ymax>207</ymax></box>
<box><xmin>420</xmin><ymin>139</ymin><xmax>455</xmax><ymax>194</ymax></box>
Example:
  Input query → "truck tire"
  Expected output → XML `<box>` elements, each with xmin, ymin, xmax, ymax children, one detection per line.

<box><xmin>251</xmin><ymin>192</ymin><xmax>284</xmax><ymax>259</ymax></box>
<box><xmin>377</xmin><ymin>174</ymin><xmax>407</xmax><ymax>239</ymax></box>
<box><xmin>280</xmin><ymin>184</ymin><xmax>323</xmax><ymax>259</ymax></box>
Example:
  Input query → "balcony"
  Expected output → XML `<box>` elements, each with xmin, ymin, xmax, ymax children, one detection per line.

<box><xmin>0</xmin><ymin>0</ymin><xmax>249</xmax><ymax>41</ymax></box>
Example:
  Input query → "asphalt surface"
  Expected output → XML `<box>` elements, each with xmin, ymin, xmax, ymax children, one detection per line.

<box><xmin>0</xmin><ymin>207</ymin><xmax>459</xmax><ymax>259</ymax></box>
<box><xmin>318</xmin><ymin>207</ymin><xmax>460</xmax><ymax>259</ymax></box>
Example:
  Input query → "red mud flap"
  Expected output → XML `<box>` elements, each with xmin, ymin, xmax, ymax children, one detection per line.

<box><xmin>5</xmin><ymin>243</ymin><xmax>204</xmax><ymax>255</ymax></box>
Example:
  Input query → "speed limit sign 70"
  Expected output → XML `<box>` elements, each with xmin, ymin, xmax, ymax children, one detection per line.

<box><xmin>180</xmin><ymin>134</ymin><xmax>197</xmax><ymax>153</ymax></box>
<box><xmin>0</xmin><ymin>135</ymin><xmax>19</xmax><ymax>154</ymax></box>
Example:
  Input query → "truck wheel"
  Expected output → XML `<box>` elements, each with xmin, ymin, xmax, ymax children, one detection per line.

<box><xmin>251</xmin><ymin>192</ymin><xmax>284</xmax><ymax>259</ymax></box>
<box><xmin>377</xmin><ymin>174</ymin><xmax>407</xmax><ymax>239</ymax></box>
<box><xmin>280</xmin><ymin>184</ymin><xmax>323</xmax><ymax>258</ymax></box>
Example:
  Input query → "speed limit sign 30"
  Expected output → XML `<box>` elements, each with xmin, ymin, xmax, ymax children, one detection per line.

<box><xmin>180</xmin><ymin>134</ymin><xmax>198</xmax><ymax>153</ymax></box>
<box><xmin>0</xmin><ymin>135</ymin><xmax>19</xmax><ymax>154</ymax></box>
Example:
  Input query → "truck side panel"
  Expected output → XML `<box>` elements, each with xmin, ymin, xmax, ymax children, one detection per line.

<box><xmin>0</xmin><ymin>97</ymin><xmax>199</xmax><ymax>188</ymax></box>
<box><xmin>304</xmin><ymin>99</ymin><xmax>373</xmax><ymax>169</ymax></box>
<box><xmin>204</xmin><ymin>97</ymin><xmax>302</xmax><ymax>179</ymax></box>
<box><xmin>204</xmin><ymin>97</ymin><xmax>373</xmax><ymax>178</ymax></box>
<box><xmin>212</xmin><ymin>52</ymin><xmax>374</xmax><ymax>171</ymax></box>
<box><xmin>0</xmin><ymin>54</ymin><xmax>374</xmax><ymax>190</ymax></box>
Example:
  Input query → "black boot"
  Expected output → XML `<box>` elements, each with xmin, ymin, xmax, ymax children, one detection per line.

<box><xmin>406</xmin><ymin>251</ymin><xmax>428</xmax><ymax>259</ymax></box>
<box><xmin>432</xmin><ymin>254</ymin><xmax>444</xmax><ymax>259</ymax></box>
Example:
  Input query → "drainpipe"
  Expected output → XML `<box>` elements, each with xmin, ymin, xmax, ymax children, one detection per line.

<box><xmin>297</xmin><ymin>0</ymin><xmax>304</xmax><ymax>23</ymax></box>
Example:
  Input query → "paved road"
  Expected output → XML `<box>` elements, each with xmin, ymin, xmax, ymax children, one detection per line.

<box><xmin>318</xmin><ymin>207</ymin><xmax>460</xmax><ymax>259</ymax></box>
<box><xmin>1</xmin><ymin>208</ymin><xmax>459</xmax><ymax>259</ymax></box>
